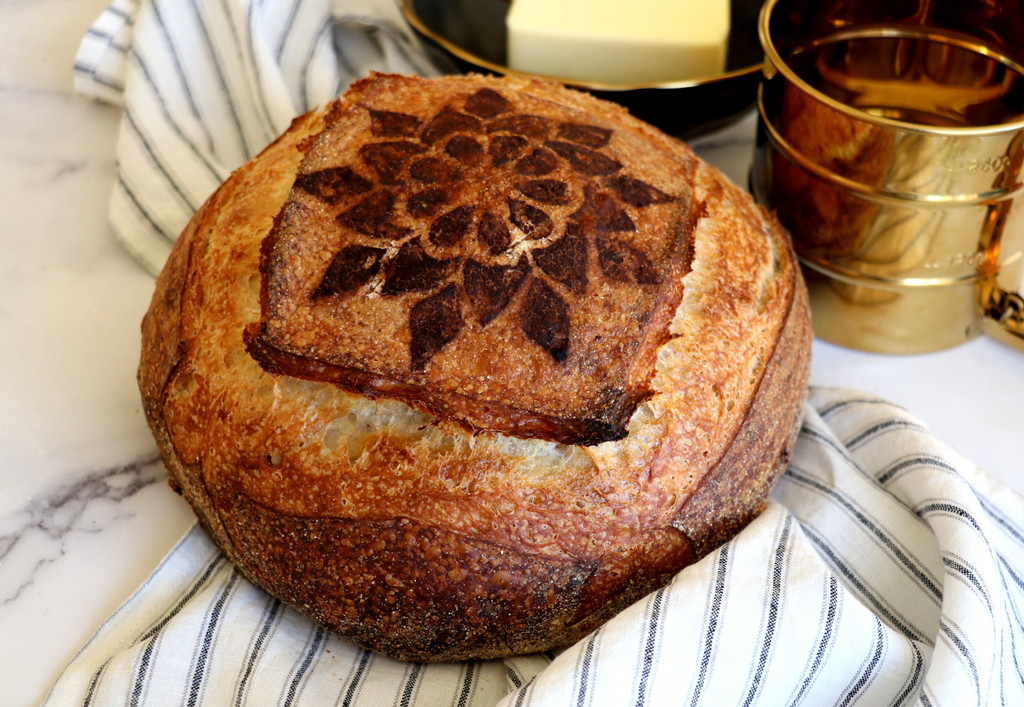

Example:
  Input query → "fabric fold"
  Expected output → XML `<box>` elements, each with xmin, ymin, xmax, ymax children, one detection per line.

<box><xmin>73</xmin><ymin>0</ymin><xmax>449</xmax><ymax>275</ymax></box>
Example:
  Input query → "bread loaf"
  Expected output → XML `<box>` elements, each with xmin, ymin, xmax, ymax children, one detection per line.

<box><xmin>139</xmin><ymin>73</ymin><xmax>811</xmax><ymax>662</ymax></box>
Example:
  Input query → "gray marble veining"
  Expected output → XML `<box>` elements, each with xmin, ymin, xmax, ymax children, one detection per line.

<box><xmin>1</xmin><ymin>455</ymin><xmax>163</xmax><ymax>605</ymax></box>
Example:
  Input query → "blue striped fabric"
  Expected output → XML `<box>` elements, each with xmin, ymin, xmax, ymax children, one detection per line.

<box><xmin>63</xmin><ymin>1</ymin><xmax>1024</xmax><ymax>704</ymax></box>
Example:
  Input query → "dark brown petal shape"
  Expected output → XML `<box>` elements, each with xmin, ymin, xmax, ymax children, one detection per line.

<box><xmin>429</xmin><ymin>205</ymin><xmax>475</xmax><ymax>248</ymax></box>
<box><xmin>487</xmin><ymin>114</ymin><xmax>552</xmax><ymax>139</ymax></box>
<box><xmin>463</xmin><ymin>256</ymin><xmax>530</xmax><ymax>326</ymax></box>
<box><xmin>489</xmin><ymin>135</ymin><xmax>527</xmax><ymax>167</ymax></box>
<box><xmin>477</xmin><ymin>211</ymin><xmax>511</xmax><ymax>254</ymax></box>
<box><xmin>360</xmin><ymin>141</ymin><xmax>427</xmax><ymax>183</ymax></box>
<box><xmin>514</xmin><ymin>147</ymin><xmax>559</xmax><ymax>176</ymax></box>
<box><xmin>376</xmin><ymin>223</ymin><xmax>414</xmax><ymax>241</ymax></box>
<box><xmin>313</xmin><ymin>245</ymin><xmax>386</xmax><ymax>299</ymax></box>
<box><xmin>606</xmin><ymin>175</ymin><xmax>673</xmax><ymax>207</ymax></box>
<box><xmin>421</xmin><ymin>109</ymin><xmax>483</xmax><ymax>145</ymax></box>
<box><xmin>533</xmin><ymin>223</ymin><xmax>588</xmax><ymax>295</ymax></box>
<box><xmin>410</xmin><ymin>157</ymin><xmax>456</xmax><ymax>183</ymax></box>
<box><xmin>465</xmin><ymin>88</ymin><xmax>512</xmax><ymax>118</ymax></box>
<box><xmin>369</xmin><ymin>109</ymin><xmax>422</xmax><ymax>137</ymax></box>
<box><xmin>407</xmin><ymin>188</ymin><xmax>449</xmax><ymax>217</ymax></box>
<box><xmin>546</xmin><ymin>141</ymin><xmax>622</xmax><ymax>176</ymax></box>
<box><xmin>521</xmin><ymin>279</ymin><xmax>570</xmax><ymax>362</ymax></box>
<box><xmin>570</xmin><ymin>186</ymin><xmax>635</xmax><ymax>232</ymax></box>
<box><xmin>294</xmin><ymin>166</ymin><xmax>372</xmax><ymax>204</ymax></box>
<box><xmin>508</xmin><ymin>199</ymin><xmax>553</xmax><ymax>240</ymax></box>
<box><xmin>337</xmin><ymin>190</ymin><xmax>399</xmax><ymax>237</ymax></box>
<box><xmin>596</xmin><ymin>235</ymin><xmax>661</xmax><ymax>284</ymax></box>
<box><xmin>409</xmin><ymin>284</ymin><xmax>463</xmax><ymax>370</ymax></box>
<box><xmin>445</xmin><ymin>135</ymin><xmax>485</xmax><ymax>163</ymax></box>
<box><xmin>517</xmin><ymin>179</ymin><xmax>570</xmax><ymax>205</ymax></box>
<box><xmin>383</xmin><ymin>241</ymin><xmax>456</xmax><ymax>295</ymax></box>
<box><xmin>556</xmin><ymin>122</ymin><xmax>612</xmax><ymax>148</ymax></box>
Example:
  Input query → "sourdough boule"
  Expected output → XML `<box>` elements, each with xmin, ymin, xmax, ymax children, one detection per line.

<box><xmin>138</xmin><ymin>72</ymin><xmax>811</xmax><ymax>662</ymax></box>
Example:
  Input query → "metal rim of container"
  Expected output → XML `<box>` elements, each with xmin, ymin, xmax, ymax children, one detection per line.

<box><xmin>755</xmin><ymin>86</ymin><xmax>1024</xmax><ymax>208</ymax></box>
<box><xmin>396</xmin><ymin>0</ymin><xmax>763</xmax><ymax>92</ymax></box>
<box><xmin>758</xmin><ymin>0</ymin><xmax>1024</xmax><ymax>137</ymax></box>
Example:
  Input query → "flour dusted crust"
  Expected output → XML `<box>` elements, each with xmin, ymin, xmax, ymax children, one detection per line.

<box><xmin>139</xmin><ymin>73</ymin><xmax>811</xmax><ymax>662</ymax></box>
<box><xmin>248</xmin><ymin>75</ymin><xmax>699</xmax><ymax>445</ymax></box>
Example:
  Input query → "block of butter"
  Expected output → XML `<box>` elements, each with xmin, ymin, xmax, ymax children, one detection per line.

<box><xmin>506</xmin><ymin>0</ymin><xmax>730</xmax><ymax>85</ymax></box>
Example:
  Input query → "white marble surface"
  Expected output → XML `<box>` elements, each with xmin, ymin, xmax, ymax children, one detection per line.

<box><xmin>0</xmin><ymin>1</ymin><xmax>1021</xmax><ymax>705</ymax></box>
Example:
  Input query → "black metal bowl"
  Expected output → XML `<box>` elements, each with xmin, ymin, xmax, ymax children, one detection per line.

<box><xmin>397</xmin><ymin>0</ymin><xmax>765</xmax><ymax>139</ymax></box>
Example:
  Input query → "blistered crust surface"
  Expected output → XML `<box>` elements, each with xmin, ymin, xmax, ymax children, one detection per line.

<box><xmin>138</xmin><ymin>74</ymin><xmax>812</xmax><ymax>662</ymax></box>
<box><xmin>248</xmin><ymin>74</ymin><xmax>697</xmax><ymax>445</ymax></box>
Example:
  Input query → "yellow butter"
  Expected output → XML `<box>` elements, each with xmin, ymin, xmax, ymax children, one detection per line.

<box><xmin>506</xmin><ymin>0</ymin><xmax>730</xmax><ymax>85</ymax></box>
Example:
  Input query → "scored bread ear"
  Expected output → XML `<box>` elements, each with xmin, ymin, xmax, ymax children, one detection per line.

<box><xmin>139</xmin><ymin>73</ymin><xmax>811</xmax><ymax>662</ymax></box>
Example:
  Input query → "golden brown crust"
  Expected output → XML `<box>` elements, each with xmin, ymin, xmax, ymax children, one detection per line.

<box><xmin>139</xmin><ymin>73</ymin><xmax>812</xmax><ymax>662</ymax></box>
<box><xmin>247</xmin><ymin>74</ymin><xmax>698</xmax><ymax>445</ymax></box>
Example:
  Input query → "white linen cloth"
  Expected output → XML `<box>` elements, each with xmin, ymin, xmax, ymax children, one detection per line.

<box><xmin>64</xmin><ymin>1</ymin><xmax>1024</xmax><ymax>704</ymax></box>
<box><xmin>73</xmin><ymin>0</ymin><xmax>451</xmax><ymax>275</ymax></box>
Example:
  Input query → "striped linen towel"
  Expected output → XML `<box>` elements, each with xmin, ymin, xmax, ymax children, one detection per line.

<box><xmin>72</xmin><ymin>0</ymin><xmax>452</xmax><ymax>275</ymax></box>
<box><xmin>43</xmin><ymin>388</ymin><xmax>1024</xmax><ymax>705</ymax></box>
<box><xmin>66</xmin><ymin>1</ymin><xmax>1024</xmax><ymax>704</ymax></box>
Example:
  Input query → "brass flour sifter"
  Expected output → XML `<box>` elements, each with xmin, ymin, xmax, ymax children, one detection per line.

<box><xmin>751</xmin><ymin>0</ymin><xmax>1024</xmax><ymax>353</ymax></box>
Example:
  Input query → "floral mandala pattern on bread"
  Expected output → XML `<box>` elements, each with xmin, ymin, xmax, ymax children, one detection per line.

<box><xmin>248</xmin><ymin>81</ymin><xmax>698</xmax><ymax>445</ymax></box>
<box><xmin>305</xmin><ymin>89</ymin><xmax>673</xmax><ymax>367</ymax></box>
